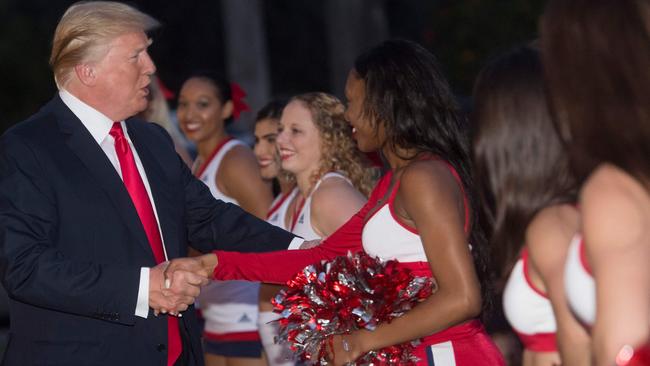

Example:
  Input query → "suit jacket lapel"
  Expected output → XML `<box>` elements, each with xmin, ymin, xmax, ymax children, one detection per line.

<box><xmin>126</xmin><ymin>119</ymin><xmax>181</xmax><ymax>260</ymax></box>
<box><xmin>51</xmin><ymin>96</ymin><xmax>156</xmax><ymax>262</ymax></box>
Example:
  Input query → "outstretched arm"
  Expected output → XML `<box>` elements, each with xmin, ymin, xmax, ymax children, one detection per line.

<box><xmin>181</xmin><ymin>149</ymin><xmax>297</xmax><ymax>253</ymax></box>
<box><xmin>167</xmin><ymin>174</ymin><xmax>389</xmax><ymax>284</ymax></box>
<box><xmin>168</xmin><ymin>205</ymin><xmax>366</xmax><ymax>284</ymax></box>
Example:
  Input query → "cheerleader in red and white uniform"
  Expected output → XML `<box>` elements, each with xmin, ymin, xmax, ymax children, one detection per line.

<box><xmin>170</xmin><ymin>40</ymin><xmax>505</xmax><ymax>366</ymax></box>
<box><xmin>254</xmin><ymin>95</ymin><xmax>374</xmax><ymax>365</ymax></box>
<box><xmin>252</xmin><ymin>100</ymin><xmax>299</xmax><ymax>366</ymax></box>
<box><xmin>541</xmin><ymin>1</ymin><xmax>650</xmax><ymax>364</ymax></box>
<box><xmin>472</xmin><ymin>46</ymin><xmax>590</xmax><ymax>365</ymax></box>
<box><xmin>276</xmin><ymin>93</ymin><xmax>374</xmax><ymax>244</ymax></box>
<box><xmin>178</xmin><ymin>72</ymin><xmax>273</xmax><ymax>366</ymax></box>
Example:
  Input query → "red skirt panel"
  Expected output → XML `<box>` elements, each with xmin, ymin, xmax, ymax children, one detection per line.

<box><xmin>414</xmin><ymin>320</ymin><xmax>505</xmax><ymax>366</ymax></box>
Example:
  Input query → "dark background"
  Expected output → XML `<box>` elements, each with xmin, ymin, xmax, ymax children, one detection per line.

<box><xmin>0</xmin><ymin>0</ymin><xmax>545</xmax><ymax>359</ymax></box>
<box><xmin>0</xmin><ymin>0</ymin><xmax>544</xmax><ymax>133</ymax></box>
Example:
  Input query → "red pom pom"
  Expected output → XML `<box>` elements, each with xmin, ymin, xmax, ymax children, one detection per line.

<box><xmin>272</xmin><ymin>251</ymin><xmax>434</xmax><ymax>365</ymax></box>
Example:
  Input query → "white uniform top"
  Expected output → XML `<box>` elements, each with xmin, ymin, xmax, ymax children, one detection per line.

<box><xmin>362</xmin><ymin>201</ymin><xmax>427</xmax><ymax>262</ymax></box>
<box><xmin>564</xmin><ymin>234</ymin><xmax>596</xmax><ymax>326</ymax></box>
<box><xmin>262</xmin><ymin>187</ymin><xmax>301</xmax><ymax>366</ymax></box>
<box><xmin>363</xmin><ymin>163</ymin><xmax>470</xmax><ymax>263</ymax></box>
<box><xmin>362</xmin><ymin>177</ymin><xmax>429</xmax><ymax>262</ymax></box>
<box><xmin>197</xmin><ymin>138</ymin><xmax>243</xmax><ymax>203</ymax></box>
<box><xmin>503</xmin><ymin>250</ymin><xmax>557</xmax><ymax>351</ymax></box>
<box><xmin>196</xmin><ymin>138</ymin><xmax>261</xmax><ymax>336</ymax></box>
<box><xmin>291</xmin><ymin>172</ymin><xmax>351</xmax><ymax>241</ymax></box>
<box><xmin>267</xmin><ymin>187</ymin><xmax>299</xmax><ymax>230</ymax></box>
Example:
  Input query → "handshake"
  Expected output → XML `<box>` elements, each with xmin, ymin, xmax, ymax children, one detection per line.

<box><xmin>148</xmin><ymin>253</ymin><xmax>219</xmax><ymax>316</ymax></box>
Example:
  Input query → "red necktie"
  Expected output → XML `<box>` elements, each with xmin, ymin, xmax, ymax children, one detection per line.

<box><xmin>110</xmin><ymin>122</ymin><xmax>181</xmax><ymax>366</ymax></box>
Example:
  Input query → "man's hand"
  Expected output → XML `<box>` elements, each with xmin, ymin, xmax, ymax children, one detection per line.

<box><xmin>164</xmin><ymin>254</ymin><xmax>218</xmax><ymax>287</ymax></box>
<box><xmin>149</xmin><ymin>261</ymin><xmax>209</xmax><ymax>316</ymax></box>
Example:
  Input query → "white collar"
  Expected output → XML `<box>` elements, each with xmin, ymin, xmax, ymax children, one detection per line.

<box><xmin>59</xmin><ymin>89</ymin><xmax>121</xmax><ymax>144</ymax></box>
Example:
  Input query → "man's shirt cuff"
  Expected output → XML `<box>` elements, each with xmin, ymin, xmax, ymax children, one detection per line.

<box><xmin>135</xmin><ymin>267</ymin><xmax>149</xmax><ymax>318</ymax></box>
<box><xmin>287</xmin><ymin>237</ymin><xmax>304</xmax><ymax>250</ymax></box>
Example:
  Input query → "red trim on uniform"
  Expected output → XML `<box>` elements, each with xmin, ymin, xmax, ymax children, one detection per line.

<box><xmin>578</xmin><ymin>238</ymin><xmax>593</xmax><ymax>276</ymax></box>
<box><xmin>441</xmin><ymin>161</ymin><xmax>471</xmax><ymax>234</ymax></box>
<box><xmin>521</xmin><ymin>250</ymin><xmax>549</xmax><ymax>298</ymax></box>
<box><xmin>421</xmin><ymin>319</ymin><xmax>484</xmax><ymax>344</ymax></box>
<box><xmin>387</xmin><ymin>179</ymin><xmax>420</xmax><ymax>235</ymax></box>
<box><xmin>359</xmin><ymin>170</ymin><xmax>419</xmax><ymax>234</ymax></box>
<box><xmin>362</xmin><ymin>172</ymin><xmax>393</xmax><ymax>225</ymax></box>
<box><xmin>289</xmin><ymin>172</ymin><xmax>342</xmax><ymax>231</ymax></box>
<box><xmin>362</xmin><ymin>203</ymin><xmax>382</xmax><ymax>226</ymax></box>
<box><xmin>384</xmin><ymin>159</ymin><xmax>471</xmax><ymax>235</ymax></box>
<box><xmin>514</xmin><ymin>330</ymin><xmax>558</xmax><ymax>352</ymax></box>
<box><xmin>266</xmin><ymin>189</ymin><xmax>294</xmax><ymax>219</ymax></box>
<box><xmin>289</xmin><ymin>194</ymin><xmax>307</xmax><ymax>232</ymax></box>
<box><xmin>203</xmin><ymin>330</ymin><xmax>261</xmax><ymax>342</ymax></box>
<box><xmin>194</xmin><ymin>137</ymin><xmax>235</xmax><ymax>178</ymax></box>
<box><xmin>415</xmin><ymin>319</ymin><xmax>505</xmax><ymax>365</ymax></box>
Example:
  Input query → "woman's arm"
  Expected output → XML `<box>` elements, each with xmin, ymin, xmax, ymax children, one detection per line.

<box><xmin>168</xmin><ymin>174</ymin><xmax>390</xmax><ymax>284</ymax></box>
<box><xmin>166</xmin><ymin>225</ymin><xmax>361</xmax><ymax>285</ymax></box>
<box><xmin>218</xmin><ymin>144</ymin><xmax>273</xmax><ymax>219</ymax></box>
<box><xmin>331</xmin><ymin>161</ymin><xmax>482</xmax><ymax>364</ymax></box>
<box><xmin>527</xmin><ymin>204</ymin><xmax>590</xmax><ymax>365</ymax></box>
<box><xmin>583</xmin><ymin>165</ymin><xmax>650</xmax><ymax>366</ymax></box>
<box><xmin>213</xmin><ymin>214</ymin><xmax>363</xmax><ymax>283</ymax></box>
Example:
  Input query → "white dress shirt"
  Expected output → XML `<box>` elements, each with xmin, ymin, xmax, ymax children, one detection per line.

<box><xmin>60</xmin><ymin>89</ymin><xmax>160</xmax><ymax>318</ymax></box>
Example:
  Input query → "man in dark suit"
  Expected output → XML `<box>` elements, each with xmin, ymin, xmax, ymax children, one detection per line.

<box><xmin>0</xmin><ymin>2</ymin><xmax>301</xmax><ymax>365</ymax></box>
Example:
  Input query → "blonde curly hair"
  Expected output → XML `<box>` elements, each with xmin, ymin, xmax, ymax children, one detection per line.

<box><xmin>291</xmin><ymin>92</ymin><xmax>377</xmax><ymax>197</ymax></box>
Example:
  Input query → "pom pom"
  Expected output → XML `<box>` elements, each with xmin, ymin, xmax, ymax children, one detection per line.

<box><xmin>230</xmin><ymin>82</ymin><xmax>250</xmax><ymax>120</ymax></box>
<box><xmin>272</xmin><ymin>251</ymin><xmax>434</xmax><ymax>365</ymax></box>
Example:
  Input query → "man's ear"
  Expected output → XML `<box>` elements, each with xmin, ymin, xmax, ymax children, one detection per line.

<box><xmin>221</xmin><ymin>100</ymin><xmax>234</xmax><ymax>120</ymax></box>
<box><xmin>74</xmin><ymin>63</ymin><xmax>97</xmax><ymax>86</ymax></box>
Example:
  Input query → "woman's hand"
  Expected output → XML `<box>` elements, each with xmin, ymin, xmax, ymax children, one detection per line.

<box><xmin>164</xmin><ymin>253</ymin><xmax>218</xmax><ymax>284</ymax></box>
<box><xmin>328</xmin><ymin>333</ymin><xmax>364</xmax><ymax>366</ymax></box>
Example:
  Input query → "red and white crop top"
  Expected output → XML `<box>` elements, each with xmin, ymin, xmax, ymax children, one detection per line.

<box><xmin>503</xmin><ymin>250</ymin><xmax>557</xmax><ymax>352</ymax></box>
<box><xmin>362</xmin><ymin>162</ymin><xmax>470</xmax><ymax>264</ymax></box>
<box><xmin>564</xmin><ymin>234</ymin><xmax>595</xmax><ymax>327</ymax></box>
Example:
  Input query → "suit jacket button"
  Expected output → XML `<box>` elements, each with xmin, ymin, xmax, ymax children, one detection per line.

<box><xmin>156</xmin><ymin>343</ymin><xmax>166</xmax><ymax>352</ymax></box>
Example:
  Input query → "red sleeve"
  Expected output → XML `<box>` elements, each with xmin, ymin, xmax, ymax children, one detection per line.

<box><xmin>212</xmin><ymin>172</ymin><xmax>390</xmax><ymax>284</ymax></box>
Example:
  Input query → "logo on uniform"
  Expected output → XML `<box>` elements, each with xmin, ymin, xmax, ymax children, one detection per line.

<box><xmin>270</xmin><ymin>213</ymin><xmax>278</xmax><ymax>222</ymax></box>
<box><xmin>298</xmin><ymin>214</ymin><xmax>304</xmax><ymax>224</ymax></box>
<box><xmin>238</xmin><ymin>314</ymin><xmax>252</xmax><ymax>323</ymax></box>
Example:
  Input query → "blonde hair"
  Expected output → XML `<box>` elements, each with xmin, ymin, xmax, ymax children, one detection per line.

<box><xmin>291</xmin><ymin>92</ymin><xmax>377</xmax><ymax>197</ymax></box>
<box><xmin>50</xmin><ymin>1</ymin><xmax>159</xmax><ymax>87</ymax></box>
